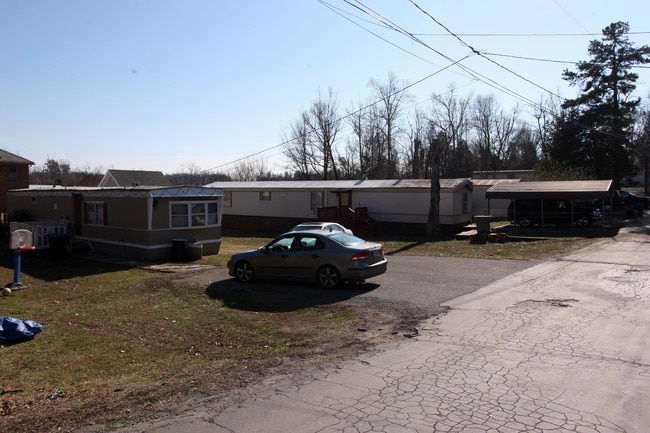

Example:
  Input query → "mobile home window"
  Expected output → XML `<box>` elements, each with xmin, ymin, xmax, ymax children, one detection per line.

<box><xmin>224</xmin><ymin>191</ymin><xmax>232</xmax><ymax>208</ymax></box>
<box><xmin>86</xmin><ymin>202</ymin><xmax>106</xmax><ymax>225</ymax></box>
<box><xmin>171</xmin><ymin>201</ymin><xmax>219</xmax><ymax>228</ymax></box>
<box><xmin>462</xmin><ymin>192</ymin><xmax>468</xmax><ymax>214</ymax></box>
<box><xmin>259</xmin><ymin>191</ymin><xmax>271</xmax><ymax>201</ymax></box>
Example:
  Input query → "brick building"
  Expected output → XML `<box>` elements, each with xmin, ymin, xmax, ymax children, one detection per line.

<box><xmin>0</xmin><ymin>149</ymin><xmax>34</xmax><ymax>220</ymax></box>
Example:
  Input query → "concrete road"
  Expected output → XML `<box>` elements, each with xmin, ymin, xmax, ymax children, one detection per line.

<box><xmin>81</xmin><ymin>218</ymin><xmax>650</xmax><ymax>433</ymax></box>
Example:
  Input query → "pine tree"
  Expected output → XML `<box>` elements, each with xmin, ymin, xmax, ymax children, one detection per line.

<box><xmin>558</xmin><ymin>22</ymin><xmax>650</xmax><ymax>186</ymax></box>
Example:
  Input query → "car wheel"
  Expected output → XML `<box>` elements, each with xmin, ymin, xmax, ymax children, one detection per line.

<box><xmin>518</xmin><ymin>217</ymin><xmax>531</xmax><ymax>227</ymax></box>
<box><xmin>317</xmin><ymin>265</ymin><xmax>341</xmax><ymax>289</ymax></box>
<box><xmin>575</xmin><ymin>216</ymin><xmax>590</xmax><ymax>227</ymax></box>
<box><xmin>235</xmin><ymin>261</ymin><xmax>255</xmax><ymax>283</ymax></box>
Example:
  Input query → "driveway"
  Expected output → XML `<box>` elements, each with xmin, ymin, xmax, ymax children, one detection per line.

<box><xmin>80</xmin><ymin>218</ymin><xmax>650</xmax><ymax>432</ymax></box>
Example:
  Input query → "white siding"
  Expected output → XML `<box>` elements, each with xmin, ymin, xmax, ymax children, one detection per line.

<box><xmin>226</xmin><ymin>190</ymin><xmax>318</xmax><ymax>219</ymax></box>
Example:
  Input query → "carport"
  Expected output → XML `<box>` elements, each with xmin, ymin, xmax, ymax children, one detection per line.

<box><xmin>485</xmin><ymin>180</ymin><xmax>613</xmax><ymax>228</ymax></box>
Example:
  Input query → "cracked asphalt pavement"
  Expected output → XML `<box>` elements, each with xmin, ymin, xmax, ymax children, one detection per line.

<box><xmin>85</xmin><ymin>219</ymin><xmax>650</xmax><ymax>433</ymax></box>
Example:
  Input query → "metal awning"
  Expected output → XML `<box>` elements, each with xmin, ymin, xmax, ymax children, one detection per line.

<box><xmin>485</xmin><ymin>180</ymin><xmax>613</xmax><ymax>201</ymax></box>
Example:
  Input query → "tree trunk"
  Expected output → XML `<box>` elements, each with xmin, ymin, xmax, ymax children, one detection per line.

<box><xmin>426</xmin><ymin>138</ymin><xmax>441</xmax><ymax>239</ymax></box>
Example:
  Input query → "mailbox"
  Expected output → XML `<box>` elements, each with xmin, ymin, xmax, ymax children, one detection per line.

<box><xmin>10</xmin><ymin>229</ymin><xmax>35</xmax><ymax>250</ymax></box>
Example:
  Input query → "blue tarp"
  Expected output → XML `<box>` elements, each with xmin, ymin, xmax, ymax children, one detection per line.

<box><xmin>0</xmin><ymin>316</ymin><xmax>45</xmax><ymax>343</ymax></box>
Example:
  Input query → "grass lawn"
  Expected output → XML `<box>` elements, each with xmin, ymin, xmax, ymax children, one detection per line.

<box><xmin>0</xmin><ymin>228</ymin><xmax>607</xmax><ymax>432</ymax></box>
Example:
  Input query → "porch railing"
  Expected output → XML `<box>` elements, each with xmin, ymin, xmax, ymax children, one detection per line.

<box><xmin>316</xmin><ymin>206</ymin><xmax>375</xmax><ymax>236</ymax></box>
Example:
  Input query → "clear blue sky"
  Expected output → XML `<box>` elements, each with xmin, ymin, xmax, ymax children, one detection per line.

<box><xmin>1</xmin><ymin>1</ymin><xmax>649</xmax><ymax>176</ymax></box>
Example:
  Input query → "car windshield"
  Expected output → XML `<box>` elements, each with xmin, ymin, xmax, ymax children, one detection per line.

<box><xmin>328</xmin><ymin>232</ymin><xmax>365</xmax><ymax>246</ymax></box>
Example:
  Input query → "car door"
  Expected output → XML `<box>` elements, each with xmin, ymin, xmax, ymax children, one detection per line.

<box><xmin>288</xmin><ymin>234</ymin><xmax>326</xmax><ymax>279</ymax></box>
<box><xmin>257</xmin><ymin>235</ymin><xmax>296</xmax><ymax>278</ymax></box>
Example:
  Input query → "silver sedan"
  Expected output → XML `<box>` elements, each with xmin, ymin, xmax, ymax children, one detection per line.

<box><xmin>227</xmin><ymin>230</ymin><xmax>387</xmax><ymax>289</ymax></box>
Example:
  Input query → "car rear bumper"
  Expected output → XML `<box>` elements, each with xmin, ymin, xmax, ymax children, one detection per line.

<box><xmin>343</xmin><ymin>259</ymin><xmax>388</xmax><ymax>281</ymax></box>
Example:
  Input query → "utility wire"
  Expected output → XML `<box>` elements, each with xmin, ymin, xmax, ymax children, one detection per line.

<box><xmin>317</xmin><ymin>0</ymin><xmax>448</xmax><ymax>68</ymax></box>
<box><xmin>407</xmin><ymin>0</ymin><xmax>563</xmax><ymax>101</ymax></box>
<box><xmin>346</xmin><ymin>0</ymin><xmax>546</xmax><ymax>108</ymax></box>
<box><xmin>552</xmin><ymin>0</ymin><xmax>592</xmax><ymax>34</ymax></box>
<box><xmin>483</xmin><ymin>52</ymin><xmax>576</xmax><ymax>64</ymax></box>
<box><xmin>412</xmin><ymin>31</ymin><xmax>650</xmax><ymax>37</ymax></box>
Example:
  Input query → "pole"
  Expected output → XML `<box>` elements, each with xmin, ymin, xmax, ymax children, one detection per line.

<box><xmin>14</xmin><ymin>250</ymin><xmax>22</xmax><ymax>285</ymax></box>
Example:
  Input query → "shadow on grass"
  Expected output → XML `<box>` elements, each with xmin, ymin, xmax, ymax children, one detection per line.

<box><xmin>205</xmin><ymin>279</ymin><xmax>380</xmax><ymax>313</ymax></box>
<box><xmin>384</xmin><ymin>240</ymin><xmax>428</xmax><ymax>256</ymax></box>
<box><xmin>0</xmin><ymin>248</ymin><xmax>138</xmax><ymax>283</ymax></box>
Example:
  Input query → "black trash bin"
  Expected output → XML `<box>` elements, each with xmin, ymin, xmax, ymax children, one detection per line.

<box><xmin>48</xmin><ymin>233</ymin><xmax>70</xmax><ymax>259</ymax></box>
<box><xmin>172</xmin><ymin>238</ymin><xmax>187</xmax><ymax>261</ymax></box>
<box><xmin>187</xmin><ymin>242</ymin><xmax>203</xmax><ymax>261</ymax></box>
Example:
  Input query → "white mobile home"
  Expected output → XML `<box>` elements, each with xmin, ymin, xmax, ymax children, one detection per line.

<box><xmin>205</xmin><ymin>178</ymin><xmax>473</xmax><ymax>236</ymax></box>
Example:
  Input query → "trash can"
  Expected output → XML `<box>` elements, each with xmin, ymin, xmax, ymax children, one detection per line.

<box><xmin>48</xmin><ymin>233</ymin><xmax>70</xmax><ymax>259</ymax></box>
<box><xmin>187</xmin><ymin>242</ymin><xmax>203</xmax><ymax>261</ymax></box>
<box><xmin>474</xmin><ymin>215</ymin><xmax>492</xmax><ymax>234</ymax></box>
<box><xmin>172</xmin><ymin>238</ymin><xmax>187</xmax><ymax>262</ymax></box>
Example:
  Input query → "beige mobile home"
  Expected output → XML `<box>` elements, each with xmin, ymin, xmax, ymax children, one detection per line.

<box><xmin>206</xmin><ymin>178</ymin><xmax>473</xmax><ymax>236</ymax></box>
<box><xmin>8</xmin><ymin>185</ymin><xmax>224</xmax><ymax>261</ymax></box>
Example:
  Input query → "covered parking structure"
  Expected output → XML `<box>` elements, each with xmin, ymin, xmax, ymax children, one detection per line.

<box><xmin>485</xmin><ymin>180</ymin><xmax>613</xmax><ymax>228</ymax></box>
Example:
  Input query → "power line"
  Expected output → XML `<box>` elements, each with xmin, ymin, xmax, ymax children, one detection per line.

<box><xmin>412</xmin><ymin>31</ymin><xmax>650</xmax><ymax>37</ymax></box>
<box><xmin>316</xmin><ymin>0</ymin><xmax>447</xmax><ymax>68</ymax></box>
<box><xmin>407</xmin><ymin>0</ymin><xmax>562</xmax><ymax>101</ymax></box>
<box><xmin>484</xmin><ymin>52</ymin><xmax>650</xmax><ymax>69</ymax></box>
<box><xmin>344</xmin><ymin>0</ymin><xmax>548</xmax><ymax>108</ymax></box>
<box><xmin>484</xmin><ymin>52</ymin><xmax>576</xmax><ymax>64</ymax></box>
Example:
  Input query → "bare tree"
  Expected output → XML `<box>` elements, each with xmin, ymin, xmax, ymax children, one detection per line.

<box><xmin>283</xmin><ymin>116</ymin><xmax>315</xmax><ymax>179</ymax></box>
<box><xmin>172</xmin><ymin>162</ymin><xmax>204</xmax><ymax>185</ymax></box>
<box><xmin>405</xmin><ymin>108</ymin><xmax>429</xmax><ymax>179</ymax></box>
<box><xmin>342</xmin><ymin>100</ymin><xmax>371</xmax><ymax>179</ymax></box>
<box><xmin>284</xmin><ymin>88</ymin><xmax>342</xmax><ymax>179</ymax></box>
<box><xmin>472</xmin><ymin>95</ymin><xmax>520</xmax><ymax>171</ymax></box>
<box><xmin>506</xmin><ymin>125</ymin><xmax>539</xmax><ymax>169</ymax></box>
<box><xmin>429</xmin><ymin>85</ymin><xmax>474</xmax><ymax>177</ymax></box>
<box><xmin>533</xmin><ymin>93</ymin><xmax>563</xmax><ymax>159</ymax></box>
<box><xmin>231</xmin><ymin>157</ymin><xmax>270</xmax><ymax>181</ymax></box>
<box><xmin>366</xmin><ymin>72</ymin><xmax>410</xmax><ymax>178</ymax></box>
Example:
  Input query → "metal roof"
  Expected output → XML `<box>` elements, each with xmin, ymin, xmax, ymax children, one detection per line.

<box><xmin>470</xmin><ymin>179</ymin><xmax>521</xmax><ymax>187</ymax></box>
<box><xmin>205</xmin><ymin>178</ymin><xmax>472</xmax><ymax>192</ymax></box>
<box><xmin>485</xmin><ymin>180</ymin><xmax>613</xmax><ymax>200</ymax></box>
<box><xmin>11</xmin><ymin>185</ymin><xmax>223</xmax><ymax>198</ymax></box>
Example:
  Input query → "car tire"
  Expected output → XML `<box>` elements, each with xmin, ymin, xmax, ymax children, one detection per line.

<box><xmin>518</xmin><ymin>217</ymin><xmax>532</xmax><ymax>227</ymax></box>
<box><xmin>575</xmin><ymin>216</ymin><xmax>591</xmax><ymax>227</ymax></box>
<box><xmin>317</xmin><ymin>265</ymin><xmax>341</xmax><ymax>289</ymax></box>
<box><xmin>235</xmin><ymin>261</ymin><xmax>255</xmax><ymax>283</ymax></box>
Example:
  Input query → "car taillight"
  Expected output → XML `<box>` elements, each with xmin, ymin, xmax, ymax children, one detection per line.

<box><xmin>351</xmin><ymin>251</ymin><xmax>370</xmax><ymax>261</ymax></box>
